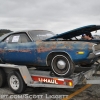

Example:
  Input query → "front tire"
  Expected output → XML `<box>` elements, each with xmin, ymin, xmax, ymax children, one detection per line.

<box><xmin>51</xmin><ymin>55</ymin><xmax>75</xmax><ymax>77</ymax></box>
<box><xmin>8</xmin><ymin>71</ymin><xmax>26</xmax><ymax>94</ymax></box>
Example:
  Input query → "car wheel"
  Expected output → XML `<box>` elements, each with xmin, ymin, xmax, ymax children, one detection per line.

<box><xmin>51</xmin><ymin>55</ymin><xmax>75</xmax><ymax>77</ymax></box>
<box><xmin>0</xmin><ymin>69</ymin><xmax>6</xmax><ymax>87</ymax></box>
<box><xmin>8</xmin><ymin>71</ymin><xmax>26</xmax><ymax>94</ymax></box>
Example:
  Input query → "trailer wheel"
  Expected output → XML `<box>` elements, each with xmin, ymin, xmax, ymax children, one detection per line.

<box><xmin>8</xmin><ymin>71</ymin><xmax>26</xmax><ymax>94</ymax></box>
<box><xmin>51</xmin><ymin>55</ymin><xmax>75</xmax><ymax>77</ymax></box>
<box><xmin>0</xmin><ymin>69</ymin><xmax>6</xmax><ymax>87</ymax></box>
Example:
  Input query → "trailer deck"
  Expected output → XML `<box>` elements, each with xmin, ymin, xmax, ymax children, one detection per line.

<box><xmin>0</xmin><ymin>63</ymin><xmax>100</xmax><ymax>93</ymax></box>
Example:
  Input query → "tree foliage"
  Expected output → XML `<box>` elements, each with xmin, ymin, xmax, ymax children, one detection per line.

<box><xmin>0</xmin><ymin>29</ymin><xmax>12</xmax><ymax>36</ymax></box>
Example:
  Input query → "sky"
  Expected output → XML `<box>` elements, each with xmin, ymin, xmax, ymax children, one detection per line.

<box><xmin>0</xmin><ymin>0</ymin><xmax>100</xmax><ymax>34</ymax></box>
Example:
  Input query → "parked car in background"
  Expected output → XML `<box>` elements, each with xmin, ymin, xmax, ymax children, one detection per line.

<box><xmin>93</xmin><ymin>35</ymin><xmax>100</xmax><ymax>39</ymax></box>
<box><xmin>0</xmin><ymin>25</ymin><xmax>100</xmax><ymax>77</ymax></box>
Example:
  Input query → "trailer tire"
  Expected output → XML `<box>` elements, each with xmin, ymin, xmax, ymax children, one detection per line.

<box><xmin>51</xmin><ymin>55</ymin><xmax>75</xmax><ymax>77</ymax></box>
<box><xmin>0</xmin><ymin>69</ymin><xmax>6</xmax><ymax>87</ymax></box>
<box><xmin>8</xmin><ymin>71</ymin><xmax>26</xmax><ymax>94</ymax></box>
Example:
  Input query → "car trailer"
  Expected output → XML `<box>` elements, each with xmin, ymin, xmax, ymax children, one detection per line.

<box><xmin>0</xmin><ymin>63</ymin><xmax>100</xmax><ymax>94</ymax></box>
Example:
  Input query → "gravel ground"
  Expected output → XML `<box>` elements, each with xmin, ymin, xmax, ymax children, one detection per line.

<box><xmin>0</xmin><ymin>84</ymin><xmax>100</xmax><ymax>100</ymax></box>
<box><xmin>0</xmin><ymin>84</ymin><xmax>83</xmax><ymax>100</ymax></box>
<box><xmin>71</xmin><ymin>85</ymin><xmax>100</xmax><ymax>100</ymax></box>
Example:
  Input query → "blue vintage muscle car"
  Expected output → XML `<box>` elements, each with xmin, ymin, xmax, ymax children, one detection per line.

<box><xmin>0</xmin><ymin>25</ymin><xmax>100</xmax><ymax>77</ymax></box>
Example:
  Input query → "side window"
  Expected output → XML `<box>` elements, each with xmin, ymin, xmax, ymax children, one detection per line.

<box><xmin>4</xmin><ymin>35</ymin><xmax>13</xmax><ymax>43</ymax></box>
<box><xmin>4</xmin><ymin>32</ymin><xmax>31</xmax><ymax>43</ymax></box>
<box><xmin>11</xmin><ymin>35</ymin><xmax>21</xmax><ymax>43</ymax></box>
<box><xmin>20</xmin><ymin>34</ymin><xmax>31</xmax><ymax>43</ymax></box>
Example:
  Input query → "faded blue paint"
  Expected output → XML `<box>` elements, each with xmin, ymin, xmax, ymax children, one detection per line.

<box><xmin>0</xmin><ymin>25</ymin><xmax>100</xmax><ymax>66</ymax></box>
<box><xmin>2</xmin><ymin>42</ymin><xmax>38</xmax><ymax>65</ymax></box>
<box><xmin>35</xmin><ymin>41</ymin><xmax>93</xmax><ymax>66</ymax></box>
<box><xmin>0</xmin><ymin>40</ymin><xmax>94</xmax><ymax>66</ymax></box>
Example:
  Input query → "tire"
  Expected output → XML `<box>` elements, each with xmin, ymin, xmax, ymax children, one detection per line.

<box><xmin>7</xmin><ymin>71</ymin><xmax>26</xmax><ymax>94</ymax></box>
<box><xmin>51</xmin><ymin>55</ymin><xmax>75</xmax><ymax>77</ymax></box>
<box><xmin>0</xmin><ymin>68</ymin><xmax>6</xmax><ymax>87</ymax></box>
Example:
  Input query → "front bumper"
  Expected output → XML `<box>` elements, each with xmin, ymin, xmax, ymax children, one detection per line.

<box><xmin>87</xmin><ymin>44</ymin><xmax>100</xmax><ymax>59</ymax></box>
<box><xmin>92</xmin><ymin>44</ymin><xmax>100</xmax><ymax>55</ymax></box>
<box><xmin>87</xmin><ymin>52</ymin><xmax>100</xmax><ymax>59</ymax></box>
<box><xmin>87</xmin><ymin>53</ymin><xmax>95</xmax><ymax>59</ymax></box>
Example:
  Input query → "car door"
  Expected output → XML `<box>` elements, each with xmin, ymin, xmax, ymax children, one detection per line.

<box><xmin>3</xmin><ymin>32</ymin><xmax>37</xmax><ymax>65</ymax></box>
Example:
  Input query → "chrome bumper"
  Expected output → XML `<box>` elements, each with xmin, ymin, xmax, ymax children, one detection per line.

<box><xmin>92</xmin><ymin>44</ymin><xmax>100</xmax><ymax>56</ymax></box>
<box><xmin>87</xmin><ymin>53</ymin><xmax>95</xmax><ymax>59</ymax></box>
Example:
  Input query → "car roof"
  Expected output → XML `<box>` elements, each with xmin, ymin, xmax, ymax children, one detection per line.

<box><xmin>0</xmin><ymin>30</ymin><xmax>53</xmax><ymax>42</ymax></box>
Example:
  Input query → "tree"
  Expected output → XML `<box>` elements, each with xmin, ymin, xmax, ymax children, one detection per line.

<box><xmin>0</xmin><ymin>29</ymin><xmax>12</xmax><ymax>36</ymax></box>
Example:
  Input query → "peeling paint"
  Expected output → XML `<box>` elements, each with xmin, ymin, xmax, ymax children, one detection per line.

<box><xmin>37</xmin><ymin>46</ymin><xmax>56</xmax><ymax>53</ymax></box>
<box><xmin>0</xmin><ymin>49</ymin><xmax>5</xmax><ymax>53</ymax></box>
<box><xmin>36</xmin><ymin>41</ymin><xmax>94</xmax><ymax>53</ymax></box>
<box><xmin>8</xmin><ymin>49</ymin><xmax>31</xmax><ymax>53</ymax></box>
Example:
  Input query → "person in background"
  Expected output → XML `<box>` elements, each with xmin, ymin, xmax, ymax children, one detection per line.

<box><xmin>82</xmin><ymin>33</ymin><xmax>93</xmax><ymax>40</ymax></box>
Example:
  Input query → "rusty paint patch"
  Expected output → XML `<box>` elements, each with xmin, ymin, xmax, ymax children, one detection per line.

<box><xmin>36</xmin><ymin>41</ymin><xmax>95</xmax><ymax>53</ymax></box>
<box><xmin>0</xmin><ymin>49</ymin><xmax>5</xmax><ymax>53</ymax></box>
<box><xmin>36</xmin><ymin>42</ymin><xmax>56</xmax><ymax>53</ymax></box>
<box><xmin>8</xmin><ymin>49</ymin><xmax>31</xmax><ymax>53</ymax></box>
<box><xmin>18</xmin><ymin>50</ymin><xmax>31</xmax><ymax>53</ymax></box>
<box><xmin>37</xmin><ymin>46</ymin><xmax>56</xmax><ymax>53</ymax></box>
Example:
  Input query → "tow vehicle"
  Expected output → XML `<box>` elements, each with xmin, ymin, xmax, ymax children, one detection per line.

<box><xmin>0</xmin><ymin>61</ymin><xmax>100</xmax><ymax>94</ymax></box>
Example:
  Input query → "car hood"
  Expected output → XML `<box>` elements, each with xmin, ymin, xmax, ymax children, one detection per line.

<box><xmin>45</xmin><ymin>25</ymin><xmax>100</xmax><ymax>40</ymax></box>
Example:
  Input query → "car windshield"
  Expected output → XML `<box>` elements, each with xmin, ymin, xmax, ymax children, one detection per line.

<box><xmin>29</xmin><ymin>30</ymin><xmax>55</xmax><ymax>41</ymax></box>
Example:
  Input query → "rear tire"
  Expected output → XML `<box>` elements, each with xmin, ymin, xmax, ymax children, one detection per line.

<box><xmin>51</xmin><ymin>55</ymin><xmax>75</xmax><ymax>77</ymax></box>
<box><xmin>0</xmin><ymin>68</ymin><xmax>6</xmax><ymax>87</ymax></box>
<box><xmin>8</xmin><ymin>71</ymin><xmax>26</xmax><ymax>94</ymax></box>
